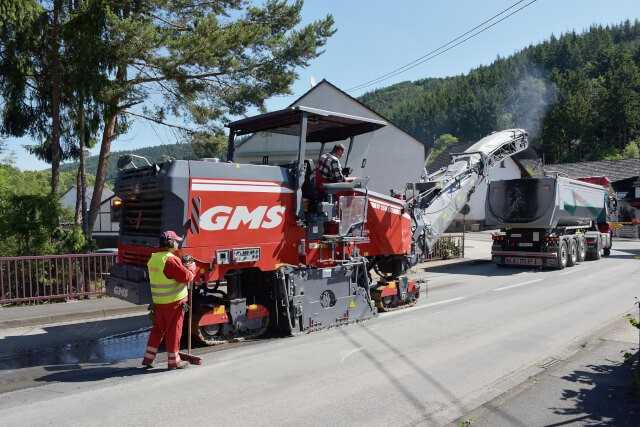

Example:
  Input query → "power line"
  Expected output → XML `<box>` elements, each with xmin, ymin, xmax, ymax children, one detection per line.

<box><xmin>347</xmin><ymin>0</ymin><xmax>529</xmax><ymax>92</ymax></box>
<box><xmin>347</xmin><ymin>0</ymin><xmax>540</xmax><ymax>93</ymax></box>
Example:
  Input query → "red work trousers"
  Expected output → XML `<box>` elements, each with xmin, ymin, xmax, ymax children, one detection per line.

<box><xmin>142</xmin><ymin>298</ymin><xmax>186</xmax><ymax>368</ymax></box>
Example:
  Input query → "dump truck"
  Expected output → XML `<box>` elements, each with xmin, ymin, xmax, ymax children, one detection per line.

<box><xmin>487</xmin><ymin>175</ymin><xmax>615</xmax><ymax>268</ymax></box>
<box><xmin>106</xmin><ymin>105</ymin><xmax>528</xmax><ymax>344</ymax></box>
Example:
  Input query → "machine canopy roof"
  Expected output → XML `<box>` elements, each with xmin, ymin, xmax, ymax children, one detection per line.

<box><xmin>226</xmin><ymin>106</ymin><xmax>387</xmax><ymax>142</ymax></box>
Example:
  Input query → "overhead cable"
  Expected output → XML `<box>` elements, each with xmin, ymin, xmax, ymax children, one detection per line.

<box><xmin>347</xmin><ymin>0</ymin><xmax>540</xmax><ymax>93</ymax></box>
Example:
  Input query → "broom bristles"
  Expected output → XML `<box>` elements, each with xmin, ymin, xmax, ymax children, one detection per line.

<box><xmin>179</xmin><ymin>352</ymin><xmax>202</xmax><ymax>365</ymax></box>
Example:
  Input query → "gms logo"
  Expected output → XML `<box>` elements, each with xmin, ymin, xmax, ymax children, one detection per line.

<box><xmin>199</xmin><ymin>205</ymin><xmax>286</xmax><ymax>231</ymax></box>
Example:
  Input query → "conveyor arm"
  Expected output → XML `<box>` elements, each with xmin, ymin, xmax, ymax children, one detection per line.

<box><xmin>408</xmin><ymin>129</ymin><xmax>528</xmax><ymax>261</ymax></box>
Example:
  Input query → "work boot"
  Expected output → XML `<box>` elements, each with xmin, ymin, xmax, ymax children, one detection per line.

<box><xmin>169</xmin><ymin>361</ymin><xmax>189</xmax><ymax>370</ymax></box>
<box><xmin>141</xmin><ymin>360</ymin><xmax>154</xmax><ymax>369</ymax></box>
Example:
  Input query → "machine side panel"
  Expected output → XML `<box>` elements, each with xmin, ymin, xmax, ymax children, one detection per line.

<box><xmin>358</xmin><ymin>191</ymin><xmax>411</xmax><ymax>256</ymax></box>
<box><xmin>189</xmin><ymin>160</ymin><xmax>292</xmax><ymax>182</ymax></box>
<box><xmin>162</xmin><ymin>160</ymin><xmax>190</xmax><ymax>244</ymax></box>
<box><xmin>186</xmin><ymin>176</ymin><xmax>300</xmax><ymax>279</ymax></box>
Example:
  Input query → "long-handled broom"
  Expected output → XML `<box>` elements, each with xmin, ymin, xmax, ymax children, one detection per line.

<box><xmin>179</xmin><ymin>281</ymin><xmax>202</xmax><ymax>365</ymax></box>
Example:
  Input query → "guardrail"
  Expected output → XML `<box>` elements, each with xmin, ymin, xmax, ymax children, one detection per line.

<box><xmin>428</xmin><ymin>233</ymin><xmax>465</xmax><ymax>261</ymax></box>
<box><xmin>0</xmin><ymin>253</ymin><xmax>116</xmax><ymax>305</ymax></box>
<box><xmin>0</xmin><ymin>234</ymin><xmax>463</xmax><ymax>306</ymax></box>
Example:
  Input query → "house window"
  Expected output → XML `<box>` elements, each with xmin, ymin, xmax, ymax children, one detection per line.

<box><xmin>500</xmin><ymin>160</ymin><xmax>505</xmax><ymax>168</ymax></box>
<box><xmin>262</xmin><ymin>155</ymin><xmax>269</xmax><ymax>165</ymax></box>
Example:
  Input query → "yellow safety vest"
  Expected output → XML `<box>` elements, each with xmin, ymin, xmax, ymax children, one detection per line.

<box><xmin>147</xmin><ymin>251</ymin><xmax>188</xmax><ymax>305</ymax></box>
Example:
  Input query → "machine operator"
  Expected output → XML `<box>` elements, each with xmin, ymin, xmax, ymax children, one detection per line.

<box><xmin>142</xmin><ymin>231</ymin><xmax>196</xmax><ymax>370</ymax></box>
<box><xmin>317</xmin><ymin>143</ymin><xmax>351</xmax><ymax>184</ymax></box>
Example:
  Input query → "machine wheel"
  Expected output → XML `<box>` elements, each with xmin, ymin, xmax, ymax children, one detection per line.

<box><xmin>192</xmin><ymin>318</ymin><xmax>224</xmax><ymax>346</ymax></box>
<box><xmin>557</xmin><ymin>240</ymin><xmax>568</xmax><ymax>269</ymax></box>
<box><xmin>191</xmin><ymin>309</ymin><xmax>226</xmax><ymax>346</ymax></box>
<box><xmin>576</xmin><ymin>237</ymin><xmax>586</xmax><ymax>262</ymax></box>
<box><xmin>567</xmin><ymin>239</ymin><xmax>577</xmax><ymax>267</ymax></box>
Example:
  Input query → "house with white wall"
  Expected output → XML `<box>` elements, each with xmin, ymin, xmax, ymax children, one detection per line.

<box><xmin>233</xmin><ymin>80</ymin><xmax>426</xmax><ymax>194</ymax></box>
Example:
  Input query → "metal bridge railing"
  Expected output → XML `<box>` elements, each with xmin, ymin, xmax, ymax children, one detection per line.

<box><xmin>0</xmin><ymin>253</ymin><xmax>116</xmax><ymax>306</ymax></box>
<box><xmin>0</xmin><ymin>235</ymin><xmax>464</xmax><ymax>305</ymax></box>
<box><xmin>428</xmin><ymin>233</ymin><xmax>465</xmax><ymax>261</ymax></box>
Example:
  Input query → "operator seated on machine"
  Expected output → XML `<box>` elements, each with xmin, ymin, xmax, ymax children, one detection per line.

<box><xmin>316</xmin><ymin>143</ymin><xmax>353</xmax><ymax>187</ymax></box>
<box><xmin>142</xmin><ymin>230</ymin><xmax>197</xmax><ymax>370</ymax></box>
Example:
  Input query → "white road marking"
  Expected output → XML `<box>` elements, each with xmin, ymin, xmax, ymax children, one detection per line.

<box><xmin>493</xmin><ymin>278</ymin><xmax>543</xmax><ymax>292</ymax></box>
<box><xmin>558</xmin><ymin>267</ymin><xmax>588</xmax><ymax>276</ymax></box>
<box><xmin>382</xmin><ymin>296</ymin><xmax>466</xmax><ymax>318</ymax></box>
<box><xmin>340</xmin><ymin>347</ymin><xmax>364</xmax><ymax>363</ymax></box>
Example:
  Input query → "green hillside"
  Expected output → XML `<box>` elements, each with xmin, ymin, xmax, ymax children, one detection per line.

<box><xmin>0</xmin><ymin>164</ymin><xmax>90</xmax><ymax>197</ymax></box>
<box><xmin>60</xmin><ymin>21</ymin><xmax>640</xmax><ymax>171</ymax></box>
<box><xmin>360</xmin><ymin>20</ymin><xmax>640</xmax><ymax>164</ymax></box>
<box><xmin>60</xmin><ymin>143</ymin><xmax>197</xmax><ymax>182</ymax></box>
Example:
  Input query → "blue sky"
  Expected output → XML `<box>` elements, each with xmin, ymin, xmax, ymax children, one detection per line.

<box><xmin>7</xmin><ymin>0</ymin><xmax>640</xmax><ymax>170</ymax></box>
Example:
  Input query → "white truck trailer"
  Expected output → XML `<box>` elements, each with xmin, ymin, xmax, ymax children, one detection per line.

<box><xmin>486</xmin><ymin>175</ymin><xmax>615</xmax><ymax>269</ymax></box>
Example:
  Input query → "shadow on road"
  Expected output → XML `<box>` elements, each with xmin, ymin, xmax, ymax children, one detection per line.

<box><xmin>337</xmin><ymin>327</ymin><xmax>442</xmax><ymax>426</ymax></box>
<box><xmin>421</xmin><ymin>262</ymin><xmax>537</xmax><ymax>277</ymax></box>
<box><xmin>550</xmin><ymin>352</ymin><xmax>640</xmax><ymax>426</ymax></box>
<box><xmin>0</xmin><ymin>315</ymin><xmax>151</xmax><ymax>371</ymax></box>
<box><xmin>339</xmin><ymin>325</ymin><xmax>530</xmax><ymax>427</ymax></box>
<box><xmin>34</xmin><ymin>364</ymin><xmax>160</xmax><ymax>384</ymax></box>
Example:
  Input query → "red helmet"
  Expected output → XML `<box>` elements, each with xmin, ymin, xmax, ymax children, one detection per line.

<box><xmin>161</xmin><ymin>230</ymin><xmax>183</xmax><ymax>242</ymax></box>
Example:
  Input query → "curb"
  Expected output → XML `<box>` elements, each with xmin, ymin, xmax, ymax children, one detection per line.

<box><xmin>0</xmin><ymin>306</ymin><xmax>148</xmax><ymax>330</ymax></box>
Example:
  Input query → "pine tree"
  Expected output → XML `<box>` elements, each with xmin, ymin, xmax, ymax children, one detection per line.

<box><xmin>85</xmin><ymin>0</ymin><xmax>335</xmax><ymax>237</ymax></box>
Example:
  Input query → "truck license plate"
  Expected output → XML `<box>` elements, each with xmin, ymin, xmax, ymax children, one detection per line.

<box><xmin>505</xmin><ymin>256</ymin><xmax>541</xmax><ymax>266</ymax></box>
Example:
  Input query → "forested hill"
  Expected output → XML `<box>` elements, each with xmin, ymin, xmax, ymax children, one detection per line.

<box><xmin>360</xmin><ymin>20</ymin><xmax>640</xmax><ymax>164</ymax></box>
<box><xmin>60</xmin><ymin>143</ymin><xmax>196</xmax><ymax>181</ymax></box>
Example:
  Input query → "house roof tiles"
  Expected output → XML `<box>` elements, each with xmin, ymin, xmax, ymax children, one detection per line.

<box><xmin>543</xmin><ymin>158</ymin><xmax>640</xmax><ymax>183</ymax></box>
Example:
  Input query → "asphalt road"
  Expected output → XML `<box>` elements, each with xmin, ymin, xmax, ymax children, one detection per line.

<box><xmin>1</xmin><ymin>241</ymin><xmax>640</xmax><ymax>426</ymax></box>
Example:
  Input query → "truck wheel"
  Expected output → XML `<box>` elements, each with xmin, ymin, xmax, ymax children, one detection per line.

<box><xmin>577</xmin><ymin>237</ymin><xmax>586</xmax><ymax>262</ymax></box>
<box><xmin>567</xmin><ymin>239</ymin><xmax>577</xmax><ymax>267</ymax></box>
<box><xmin>603</xmin><ymin>233</ymin><xmax>612</xmax><ymax>257</ymax></box>
<box><xmin>593</xmin><ymin>238</ymin><xmax>602</xmax><ymax>260</ymax></box>
<box><xmin>557</xmin><ymin>240</ymin><xmax>568</xmax><ymax>269</ymax></box>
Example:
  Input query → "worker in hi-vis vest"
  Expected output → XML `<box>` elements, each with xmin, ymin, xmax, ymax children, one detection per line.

<box><xmin>142</xmin><ymin>230</ymin><xmax>196</xmax><ymax>370</ymax></box>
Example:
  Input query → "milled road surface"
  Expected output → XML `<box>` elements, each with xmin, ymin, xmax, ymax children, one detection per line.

<box><xmin>1</xmin><ymin>241</ymin><xmax>640</xmax><ymax>426</ymax></box>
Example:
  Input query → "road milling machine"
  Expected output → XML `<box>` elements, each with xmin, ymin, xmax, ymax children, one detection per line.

<box><xmin>107</xmin><ymin>106</ymin><xmax>528</xmax><ymax>344</ymax></box>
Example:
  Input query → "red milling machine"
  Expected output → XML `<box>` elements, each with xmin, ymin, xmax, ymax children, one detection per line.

<box><xmin>107</xmin><ymin>106</ymin><xmax>422</xmax><ymax>345</ymax></box>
